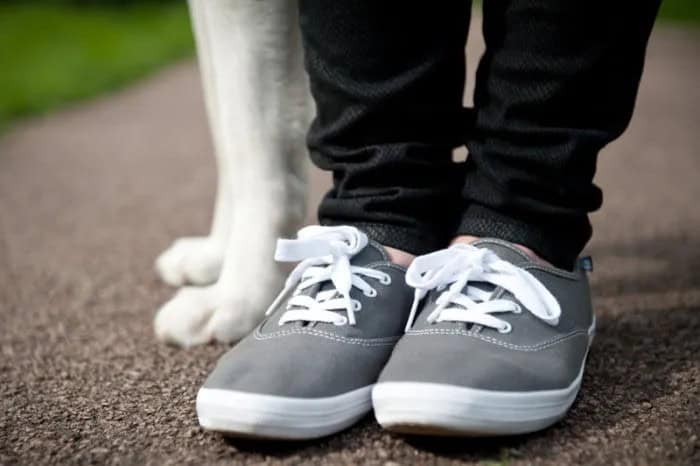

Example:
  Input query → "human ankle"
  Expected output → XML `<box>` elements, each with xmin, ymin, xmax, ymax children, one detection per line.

<box><xmin>450</xmin><ymin>235</ymin><xmax>553</xmax><ymax>267</ymax></box>
<box><xmin>382</xmin><ymin>245</ymin><xmax>415</xmax><ymax>268</ymax></box>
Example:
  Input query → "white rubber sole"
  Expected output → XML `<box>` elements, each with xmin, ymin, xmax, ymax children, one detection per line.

<box><xmin>196</xmin><ymin>385</ymin><xmax>373</xmax><ymax>440</ymax></box>
<box><xmin>373</xmin><ymin>360</ymin><xmax>589</xmax><ymax>437</ymax></box>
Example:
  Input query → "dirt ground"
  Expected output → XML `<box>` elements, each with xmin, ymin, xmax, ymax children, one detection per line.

<box><xmin>1</xmin><ymin>19</ymin><xmax>699</xmax><ymax>466</ymax></box>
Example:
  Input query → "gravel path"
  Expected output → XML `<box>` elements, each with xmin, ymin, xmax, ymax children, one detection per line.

<box><xmin>1</xmin><ymin>20</ymin><xmax>699</xmax><ymax>466</ymax></box>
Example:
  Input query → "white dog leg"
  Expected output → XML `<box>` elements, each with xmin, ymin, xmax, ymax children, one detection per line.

<box><xmin>155</xmin><ymin>0</ymin><xmax>232</xmax><ymax>287</ymax></box>
<box><xmin>155</xmin><ymin>0</ymin><xmax>311</xmax><ymax>347</ymax></box>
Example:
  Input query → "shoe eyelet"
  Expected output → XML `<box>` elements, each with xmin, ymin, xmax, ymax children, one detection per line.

<box><xmin>364</xmin><ymin>288</ymin><xmax>378</xmax><ymax>298</ymax></box>
<box><xmin>352</xmin><ymin>300</ymin><xmax>362</xmax><ymax>311</ymax></box>
<box><xmin>498</xmin><ymin>322</ymin><xmax>513</xmax><ymax>334</ymax></box>
<box><xmin>334</xmin><ymin>316</ymin><xmax>348</xmax><ymax>326</ymax></box>
<box><xmin>379</xmin><ymin>274</ymin><xmax>392</xmax><ymax>285</ymax></box>
<box><xmin>513</xmin><ymin>304</ymin><xmax>523</xmax><ymax>314</ymax></box>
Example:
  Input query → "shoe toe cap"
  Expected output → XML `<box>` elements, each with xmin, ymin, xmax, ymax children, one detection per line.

<box><xmin>202</xmin><ymin>330</ymin><xmax>394</xmax><ymax>398</ymax></box>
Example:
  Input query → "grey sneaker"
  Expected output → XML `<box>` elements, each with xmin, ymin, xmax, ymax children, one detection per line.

<box><xmin>373</xmin><ymin>239</ymin><xmax>595</xmax><ymax>436</ymax></box>
<box><xmin>196</xmin><ymin>226</ymin><xmax>413</xmax><ymax>440</ymax></box>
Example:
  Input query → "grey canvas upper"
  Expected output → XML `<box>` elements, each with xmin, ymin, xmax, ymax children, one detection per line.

<box><xmin>203</xmin><ymin>239</ymin><xmax>414</xmax><ymax>398</ymax></box>
<box><xmin>378</xmin><ymin>238</ymin><xmax>595</xmax><ymax>392</ymax></box>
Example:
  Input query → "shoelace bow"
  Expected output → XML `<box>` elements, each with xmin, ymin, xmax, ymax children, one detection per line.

<box><xmin>404</xmin><ymin>244</ymin><xmax>561</xmax><ymax>332</ymax></box>
<box><xmin>265</xmin><ymin>226</ymin><xmax>390</xmax><ymax>326</ymax></box>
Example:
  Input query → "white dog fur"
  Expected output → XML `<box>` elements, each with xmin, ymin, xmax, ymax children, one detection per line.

<box><xmin>154</xmin><ymin>0</ymin><xmax>312</xmax><ymax>347</ymax></box>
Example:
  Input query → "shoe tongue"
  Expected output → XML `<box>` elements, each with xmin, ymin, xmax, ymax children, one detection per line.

<box><xmin>445</xmin><ymin>239</ymin><xmax>531</xmax><ymax>300</ymax></box>
<box><xmin>349</xmin><ymin>241</ymin><xmax>386</xmax><ymax>266</ymax></box>
<box><xmin>471</xmin><ymin>238</ymin><xmax>533</xmax><ymax>266</ymax></box>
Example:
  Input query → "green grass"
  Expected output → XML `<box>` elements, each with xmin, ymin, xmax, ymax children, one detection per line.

<box><xmin>0</xmin><ymin>1</ymin><xmax>194</xmax><ymax>130</ymax></box>
<box><xmin>659</xmin><ymin>0</ymin><xmax>700</xmax><ymax>24</ymax></box>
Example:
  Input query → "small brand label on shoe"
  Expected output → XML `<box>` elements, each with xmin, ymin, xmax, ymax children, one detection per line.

<box><xmin>579</xmin><ymin>256</ymin><xmax>594</xmax><ymax>272</ymax></box>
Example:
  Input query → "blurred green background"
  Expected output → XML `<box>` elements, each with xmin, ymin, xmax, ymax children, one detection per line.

<box><xmin>0</xmin><ymin>0</ymin><xmax>697</xmax><ymax>132</ymax></box>
<box><xmin>0</xmin><ymin>0</ymin><xmax>194</xmax><ymax>131</ymax></box>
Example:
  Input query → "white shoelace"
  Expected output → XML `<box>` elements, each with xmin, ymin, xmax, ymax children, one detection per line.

<box><xmin>404</xmin><ymin>244</ymin><xmax>561</xmax><ymax>332</ymax></box>
<box><xmin>265</xmin><ymin>225</ymin><xmax>391</xmax><ymax>326</ymax></box>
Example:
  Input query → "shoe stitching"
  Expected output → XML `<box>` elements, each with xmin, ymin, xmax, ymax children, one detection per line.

<box><xmin>472</xmin><ymin>238</ymin><xmax>533</xmax><ymax>264</ymax></box>
<box><xmin>367</xmin><ymin>239</ymin><xmax>390</xmax><ymax>262</ymax></box>
<box><xmin>254</xmin><ymin>326</ymin><xmax>400</xmax><ymax>347</ymax></box>
<box><xmin>364</xmin><ymin>262</ymin><xmax>408</xmax><ymax>274</ymax></box>
<box><xmin>473</xmin><ymin>238</ymin><xmax>581</xmax><ymax>279</ymax></box>
<box><xmin>404</xmin><ymin>328</ymin><xmax>589</xmax><ymax>351</ymax></box>
<box><xmin>523</xmin><ymin>264</ymin><xmax>580</xmax><ymax>280</ymax></box>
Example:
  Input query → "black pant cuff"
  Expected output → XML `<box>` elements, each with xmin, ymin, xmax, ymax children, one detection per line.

<box><xmin>456</xmin><ymin>205</ymin><xmax>591</xmax><ymax>270</ymax></box>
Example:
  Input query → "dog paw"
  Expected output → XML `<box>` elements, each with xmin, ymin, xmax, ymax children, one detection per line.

<box><xmin>154</xmin><ymin>285</ymin><xmax>264</xmax><ymax>347</ymax></box>
<box><xmin>155</xmin><ymin>237</ymin><xmax>225</xmax><ymax>287</ymax></box>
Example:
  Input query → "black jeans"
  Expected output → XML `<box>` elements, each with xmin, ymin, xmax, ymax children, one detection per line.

<box><xmin>298</xmin><ymin>0</ymin><xmax>660</xmax><ymax>270</ymax></box>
